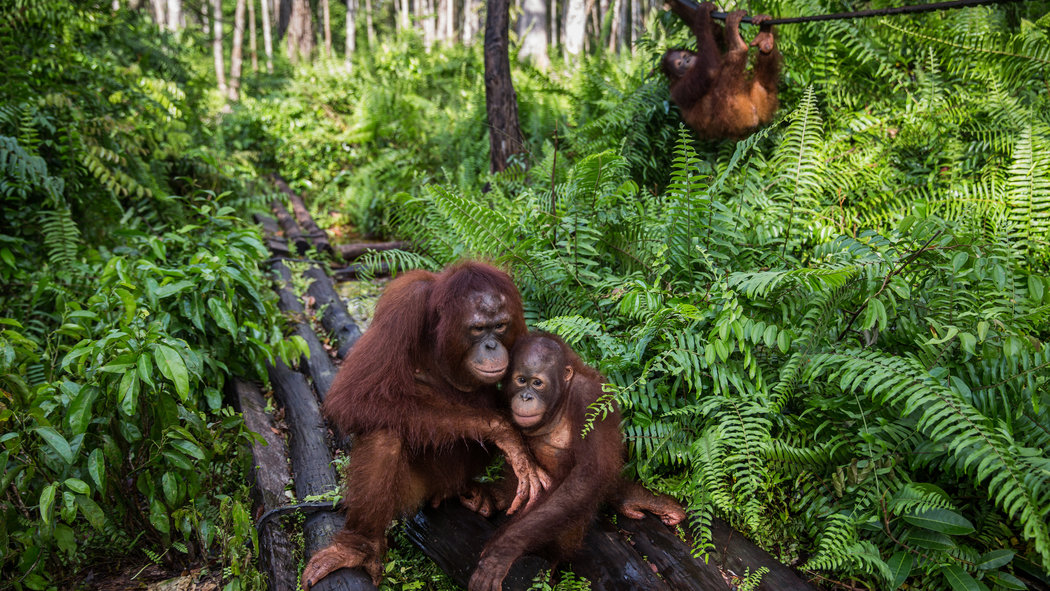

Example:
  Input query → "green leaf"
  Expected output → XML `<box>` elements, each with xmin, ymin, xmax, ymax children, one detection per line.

<box><xmin>76</xmin><ymin>494</ymin><xmax>107</xmax><ymax>531</ymax></box>
<box><xmin>67</xmin><ymin>385</ymin><xmax>99</xmax><ymax>435</ymax></box>
<box><xmin>118</xmin><ymin>370</ymin><xmax>140</xmax><ymax>416</ymax></box>
<box><xmin>63</xmin><ymin>478</ymin><xmax>90</xmax><ymax>495</ymax></box>
<box><xmin>903</xmin><ymin>508</ymin><xmax>975</xmax><ymax>535</ymax></box>
<box><xmin>907</xmin><ymin>529</ymin><xmax>955</xmax><ymax>551</ymax></box>
<box><xmin>35</xmin><ymin>427</ymin><xmax>74</xmax><ymax>465</ymax></box>
<box><xmin>137</xmin><ymin>353</ymin><xmax>155</xmax><ymax>389</ymax></box>
<box><xmin>1028</xmin><ymin>274</ymin><xmax>1045</xmax><ymax>301</ymax></box>
<box><xmin>169</xmin><ymin>438</ymin><xmax>206</xmax><ymax>461</ymax></box>
<box><xmin>162</xmin><ymin>472</ymin><xmax>178</xmax><ymax>507</ymax></box>
<box><xmin>207</xmin><ymin>297</ymin><xmax>238</xmax><ymax>338</ymax></box>
<box><xmin>886</xmin><ymin>551</ymin><xmax>912</xmax><ymax>588</ymax></box>
<box><xmin>115</xmin><ymin>287</ymin><xmax>136</xmax><ymax>324</ymax></box>
<box><xmin>942</xmin><ymin>565</ymin><xmax>980</xmax><ymax>591</ymax></box>
<box><xmin>88</xmin><ymin>448</ymin><xmax>105</xmax><ymax>491</ymax></box>
<box><xmin>154</xmin><ymin>344</ymin><xmax>189</xmax><ymax>400</ymax></box>
<box><xmin>976</xmin><ymin>549</ymin><xmax>1014</xmax><ymax>570</ymax></box>
<box><xmin>149</xmin><ymin>498</ymin><xmax>170</xmax><ymax>533</ymax></box>
<box><xmin>987</xmin><ymin>572</ymin><xmax>1026</xmax><ymax>590</ymax></box>
<box><xmin>39</xmin><ymin>482</ymin><xmax>57</xmax><ymax>524</ymax></box>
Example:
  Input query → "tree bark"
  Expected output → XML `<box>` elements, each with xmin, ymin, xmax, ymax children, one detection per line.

<box><xmin>548</xmin><ymin>0</ymin><xmax>558</xmax><ymax>48</ymax></box>
<box><xmin>321</xmin><ymin>0</ymin><xmax>332</xmax><ymax>58</ymax></box>
<box><xmin>483</xmin><ymin>0</ymin><xmax>526</xmax><ymax>173</ymax></box>
<box><xmin>420</xmin><ymin>0</ymin><xmax>435</xmax><ymax>49</ymax></box>
<box><xmin>631</xmin><ymin>0</ymin><xmax>642</xmax><ymax>52</ymax></box>
<box><xmin>261</xmin><ymin>0</ymin><xmax>275</xmax><ymax>72</ymax></box>
<box><xmin>248</xmin><ymin>0</ymin><xmax>259</xmax><ymax>71</ymax></box>
<box><xmin>276</xmin><ymin>0</ymin><xmax>292</xmax><ymax>38</ymax></box>
<box><xmin>166</xmin><ymin>0</ymin><xmax>182</xmax><ymax>29</ymax></box>
<box><xmin>345</xmin><ymin>0</ymin><xmax>356</xmax><ymax>67</ymax></box>
<box><xmin>462</xmin><ymin>0</ymin><xmax>478</xmax><ymax>44</ymax></box>
<box><xmin>150</xmin><ymin>0</ymin><xmax>166</xmax><ymax>28</ymax></box>
<box><xmin>286</xmin><ymin>0</ymin><xmax>315</xmax><ymax>63</ymax></box>
<box><xmin>563</xmin><ymin>0</ymin><xmax>586</xmax><ymax>59</ymax></box>
<box><xmin>364</xmin><ymin>0</ymin><xmax>375</xmax><ymax>46</ymax></box>
<box><xmin>398</xmin><ymin>0</ymin><xmax>410</xmax><ymax>34</ymax></box>
<box><xmin>212</xmin><ymin>0</ymin><xmax>228</xmax><ymax>97</ymax></box>
<box><xmin>229</xmin><ymin>0</ymin><xmax>247</xmax><ymax>101</ymax></box>
<box><xmin>516</xmin><ymin>0</ymin><xmax>549</xmax><ymax>69</ymax></box>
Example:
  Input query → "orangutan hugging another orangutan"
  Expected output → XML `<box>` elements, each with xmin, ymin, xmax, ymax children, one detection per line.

<box><xmin>466</xmin><ymin>333</ymin><xmax>686</xmax><ymax>591</ymax></box>
<box><xmin>662</xmin><ymin>0</ymin><xmax>781</xmax><ymax>139</ymax></box>
<box><xmin>301</xmin><ymin>262</ymin><xmax>550</xmax><ymax>588</ymax></box>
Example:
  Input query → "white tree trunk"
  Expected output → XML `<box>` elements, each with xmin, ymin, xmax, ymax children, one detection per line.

<box><xmin>345</xmin><ymin>0</ymin><xmax>356</xmax><ymax>67</ymax></box>
<box><xmin>261</xmin><ymin>0</ymin><xmax>275</xmax><ymax>72</ymax></box>
<box><xmin>150</xmin><ymin>0</ymin><xmax>166</xmax><ymax>28</ymax></box>
<box><xmin>166</xmin><ymin>0</ymin><xmax>182</xmax><ymax>30</ymax></box>
<box><xmin>549</xmin><ymin>0</ymin><xmax>557</xmax><ymax>48</ymax></box>
<box><xmin>364</xmin><ymin>0</ymin><xmax>375</xmax><ymax>46</ymax></box>
<box><xmin>398</xmin><ymin>0</ymin><xmax>410</xmax><ymax>34</ymax></box>
<box><xmin>212</xmin><ymin>0</ymin><xmax>227</xmax><ymax>97</ymax></box>
<box><xmin>321</xmin><ymin>0</ymin><xmax>332</xmax><ymax>58</ymax></box>
<box><xmin>421</xmin><ymin>0</ymin><xmax>435</xmax><ymax>49</ymax></box>
<box><xmin>462</xmin><ymin>0</ymin><xmax>477</xmax><ymax>44</ymax></box>
<box><xmin>563</xmin><ymin>0</ymin><xmax>586</xmax><ymax>59</ymax></box>
<box><xmin>516</xmin><ymin>0</ymin><xmax>549</xmax><ymax>69</ymax></box>
<box><xmin>248</xmin><ymin>0</ymin><xmax>259</xmax><ymax>71</ymax></box>
<box><xmin>229</xmin><ymin>0</ymin><xmax>247</xmax><ymax>100</ymax></box>
<box><xmin>631</xmin><ymin>0</ymin><xmax>642</xmax><ymax>53</ymax></box>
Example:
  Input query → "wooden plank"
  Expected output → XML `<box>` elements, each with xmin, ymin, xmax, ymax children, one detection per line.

<box><xmin>231</xmin><ymin>379</ymin><xmax>298</xmax><ymax>591</ymax></box>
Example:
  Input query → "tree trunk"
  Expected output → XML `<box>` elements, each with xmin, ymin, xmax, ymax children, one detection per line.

<box><xmin>398</xmin><ymin>0</ymin><xmax>410</xmax><ymax>34</ymax></box>
<box><xmin>248</xmin><ymin>0</ymin><xmax>259</xmax><ymax>71</ymax></box>
<box><xmin>563</xmin><ymin>0</ymin><xmax>586</xmax><ymax>59</ymax></box>
<box><xmin>483</xmin><ymin>0</ymin><xmax>525</xmax><ymax>173</ymax></box>
<box><xmin>345</xmin><ymin>0</ymin><xmax>356</xmax><ymax>67</ymax></box>
<box><xmin>436</xmin><ymin>0</ymin><xmax>449</xmax><ymax>43</ymax></box>
<box><xmin>516</xmin><ymin>0</ymin><xmax>549</xmax><ymax>69</ymax></box>
<box><xmin>631</xmin><ymin>0</ymin><xmax>642</xmax><ymax>52</ymax></box>
<box><xmin>150</xmin><ymin>0</ymin><xmax>166</xmax><ymax>28</ymax></box>
<box><xmin>549</xmin><ymin>0</ymin><xmax>557</xmax><ymax>48</ymax></box>
<box><xmin>607</xmin><ymin>0</ymin><xmax>620</xmax><ymax>51</ymax></box>
<box><xmin>276</xmin><ymin>0</ymin><xmax>292</xmax><ymax>38</ymax></box>
<box><xmin>321</xmin><ymin>0</ymin><xmax>332</xmax><ymax>58</ymax></box>
<box><xmin>229</xmin><ymin>0</ymin><xmax>247</xmax><ymax>101</ymax></box>
<box><xmin>166</xmin><ymin>0</ymin><xmax>182</xmax><ymax>29</ymax></box>
<box><xmin>212</xmin><ymin>0</ymin><xmax>228</xmax><ymax>96</ymax></box>
<box><xmin>420</xmin><ymin>0</ymin><xmax>435</xmax><ymax>49</ymax></box>
<box><xmin>462</xmin><ymin>0</ymin><xmax>477</xmax><ymax>44</ymax></box>
<box><xmin>286</xmin><ymin>0</ymin><xmax>315</xmax><ymax>63</ymax></box>
<box><xmin>261</xmin><ymin>0</ymin><xmax>275</xmax><ymax>72</ymax></box>
<box><xmin>364</xmin><ymin>0</ymin><xmax>375</xmax><ymax>45</ymax></box>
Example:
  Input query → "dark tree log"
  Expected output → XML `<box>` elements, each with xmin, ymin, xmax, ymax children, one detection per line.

<box><xmin>709</xmin><ymin>517</ymin><xmax>816</xmax><ymax>590</ymax></box>
<box><xmin>267</xmin><ymin>359</ymin><xmax>376</xmax><ymax>591</ymax></box>
<box><xmin>272</xmin><ymin>199</ymin><xmax>312</xmax><ymax>255</ymax></box>
<box><xmin>231</xmin><ymin>379</ymin><xmax>299</xmax><ymax>591</ymax></box>
<box><xmin>254</xmin><ymin>213</ymin><xmax>291</xmax><ymax>257</ymax></box>
<box><xmin>332</xmin><ymin>262</ymin><xmax>391</xmax><ymax>281</ymax></box>
<box><xmin>270</xmin><ymin>260</ymin><xmax>339</xmax><ymax>397</ymax></box>
<box><xmin>304</xmin><ymin>265</ymin><xmax>362</xmax><ymax>360</ymax></box>
<box><xmin>271</xmin><ymin>175</ymin><xmax>334</xmax><ymax>255</ymax></box>
<box><xmin>336</xmin><ymin>241</ymin><xmax>409</xmax><ymax>262</ymax></box>
<box><xmin>568</xmin><ymin>520</ymin><xmax>673</xmax><ymax>590</ymax></box>
<box><xmin>616</xmin><ymin>514</ymin><xmax>729</xmax><ymax>591</ymax></box>
<box><xmin>483</xmin><ymin>0</ymin><xmax>526</xmax><ymax>173</ymax></box>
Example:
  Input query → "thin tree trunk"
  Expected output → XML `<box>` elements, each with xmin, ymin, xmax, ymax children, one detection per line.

<box><xmin>151</xmin><ymin>0</ymin><xmax>166</xmax><ymax>28</ymax></box>
<box><xmin>398</xmin><ymin>0</ymin><xmax>410</xmax><ymax>34</ymax></box>
<box><xmin>631</xmin><ymin>0</ymin><xmax>642</xmax><ymax>54</ymax></box>
<box><xmin>563</xmin><ymin>0</ymin><xmax>586</xmax><ymax>59</ymax></box>
<box><xmin>286</xmin><ymin>0</ymin><xmax>315</xmax><ymax>63</ymax></box>
<box><xmin>607</xmin><ymin>0</ymin><xmax>620</xmax><ymax>51</ymax></box>
<box><xmin>483</xmin><ymin>0</ymin><xmax>525</xmax><ymax>173</ymax></box>
<box><xmin>167</xmin><ymin>0</ymin><xmax>182</xmax><ymax>29</ymax></box>
<box><xmin>321</xmin><ymin>0</ymin><xmax>332</xmax><ymax>58</ymax></box>
<box><xmin>229</xmin><ymin>0</ymin><xmax>247</xmax><ymax>100</ymax></box>
<box><xmin>276</xmin><ymin>0</ymin><xmax>292</xmax><ymax>38</ymax></box>
<box><xmin>549</xmin><ymin>0</ymin><xmax>557</xmax><ymax>48</ymax></box>
<box><xmin>345</xmin><ymin>0</ymin><xmax>356</xmax><ymax>67</ymax></box>
<box><xmin>436</xmin><ymin>0</ymin><xmax>448</xmax><ymax>43</ymax></box>
<box><xmin>212</xmin><ymin>0</ymin><xmax>228</xmax><ymax>96</ymax></box>
<box><xmin>445</xmin><ymin>0</ymin><xmax>454</xmax><ymax>41</ymax></box>
<box><xmin>249</xmin><ymin>0</ymin><xmax>259</xmax><ymax>71</ymax></box>
<box><xmin>517</xmin><ymin>0</ymin><xmax>549</xmax><ymax>69</ymax></box>
<box><xmin>462</xmin><ymin>0</ymin><xmax>477</xmax><ymax>44</ymax></box>
<box><xmin>364</xmin><ymin>0</ymin><xmax>375</xmax><ymax>45</ymax></box>
<box><xmin>261</xmin><ymin>0</ymin><xmax>275</xmax><ymax>72</ymax></box>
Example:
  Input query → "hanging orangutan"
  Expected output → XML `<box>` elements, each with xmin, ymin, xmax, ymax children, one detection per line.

<box><xmin>662</xmin><ymin>0</ymin><xmax>781</xmax><ymax>139</ymax></box>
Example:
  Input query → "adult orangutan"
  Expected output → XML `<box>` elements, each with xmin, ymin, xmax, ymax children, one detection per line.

<box><xmin>466</xmin><ymin>333</ymin><xmax>685</xmax><ymax>591</ymax></box>
<box><xmin>662</xmin><ymin>0</ymin><xmax>780</xmax><ymax>139</ymax></box>
<box><xmin>301</xmin><ymin>261</ymin><xmax>550</xmax><ymax>588</ymax></box>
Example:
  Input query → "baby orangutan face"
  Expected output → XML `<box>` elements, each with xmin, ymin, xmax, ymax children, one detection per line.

<box><xmin>506</xmin><ymin>339</ymin><xmax>573</xmax><ymax>430</ymax></box>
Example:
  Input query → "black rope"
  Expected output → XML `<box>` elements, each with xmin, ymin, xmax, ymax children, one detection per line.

<box><xmin>677</xmin><ymin>0</ymin><xmax>1022</xmax><ymax>26</ymax></box>
<box><xmin>256</xmin><ymin>501</ymin><xmax>339</xmax><ymax>532</ymax></box>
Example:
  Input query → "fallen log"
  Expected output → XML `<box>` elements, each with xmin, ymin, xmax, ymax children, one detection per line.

<box><xmin>231</xmin><ymin>379</ymin><xmax>298</xmax><ymax>591</ymax></box>
<box><xmin>271</xmin><ymin>198</ymin><xmax>312</xmax><ymax>255</ymax></box>
<box><xmin>332</xmin><ymin>262</ymin><xmax>390</xmax><ymax>281</ymax></box>
<box><xmin>270</xmin><ymin>259</ymin><xmax>338</xmax><ymax>398</ymax></box>
<box><xmin>254</xmin><ymin>213</ymin><xmax>291</xmax><ymax>258</ymax></box>
<box><xmin>271</xmin><ymin>175</ymin><xmax>334</xmax><ymax>256</ymax></box>
<box><xmin>710</xmin><ymin>517</ymin><xmax>815</xmax><ymax>591</ymax></box>
<box><xmin>616</xmin><ymin>514</ymin><xmax>729</xmax><ymax>591</ymax></box>
<box><xmin>336</xmin><ymin>241</ymin><xmax>409</xmax><ymax>262</ymax></box>
<box><xmin>304</xmin><ymin>265</ymin><xmax>362</xmax><ymax>360</ymax></box>
<box><xmin>267</xmin><ymin>359</ymin><xmax>375</xmax><ymax>591</ymax></box>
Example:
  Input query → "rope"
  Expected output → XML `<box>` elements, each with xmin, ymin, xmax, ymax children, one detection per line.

<box><xmin>676</xmin><ymin>0</ymin><xmax>1023</xmax><ymax>26</ymax></box>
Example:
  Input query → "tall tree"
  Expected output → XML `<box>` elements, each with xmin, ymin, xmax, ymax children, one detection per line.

<box><xmin>321</xmin><ymin>0</ymin><xmax>332</xmax><ymax>58</ymax></box>
<box><xmin>364</xmin><ymin>0</ymin><xmax>375</xmax><ymax>46</ymax></box>
<box><xmin>248</xmin><ymin>0</ymin><xmax>259</xmax><ymax>71</ymax></box>
<box><xmin>563</xmin><ymin>0</ymin><xmax>586</xmax><ymax>59</ymax></box>
<box><xmin>229</xmin><ymin>0</ymin><xmax>247</xmax><ymax>100</ymax></box>
<box><xmin>483</xmin><ymin>0</ymin><xmax>525</xmax><ymax>173</ymax></box>
<box><xmin>212</xmin><ymin>0</ymin><xmax>228</xmax><ymax>96</ymax></box>
<box><xmin>150</xmin><ymin>0</ymin><xmax>166</xmax><ymax>28</ymax></box>
<box><xmin>261</xmin><ymin>0</ymin><xmax>275</xmax><ymax>72</ymax></box>
<box><xmin>420</xmin><ymin>0</ymin><xmax>435</xmax><ymax>48</ymax></box>
<box><xmin>345</xmin><ymin>0</ymin><xmax>356</xmax><ymax>67</ymax></box>
<box><xmin>286</xmin><ymin>0</ymin><xmax>315</xmax><ymax>63</ymax></box>
<box><xmin>517</xmin><ymin>0</ymin><xmax>549</xmax><ymax>69</ymax></box>
<box><xmin>398</xmin><ymin>0</ymin><xmax>409</xmax><ymax>34</ymax></box>
<box><xmin>462</xmin><ymin>0</ymin><xmax>478</xmax><ymax>43</ymax></box>
<box><xmin>166</xmin><ymin>0</ymin><xmax>182</xmax><ymax>29</ymax></box>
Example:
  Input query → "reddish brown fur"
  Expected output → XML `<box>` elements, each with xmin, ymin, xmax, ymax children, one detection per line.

<box><xmin>468</xmin><ymin>334</ymin><xmax>685</xmax><ymax>591</ymax></box>
<box><xmin>302</xmin><ymin>261</ymin><xmax>544</xmax><ymax>588</ymax></box>
<box><xmin>662</xmin><ymin>1</ymin><xmax>781</xmax><ymax>140</ymax></box>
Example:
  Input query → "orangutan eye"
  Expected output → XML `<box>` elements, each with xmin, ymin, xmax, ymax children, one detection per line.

<box><xmin>515</xmin><ymin>376</ymin><xmax>526</xmax><ymax>385</ymax></box>
<box><xmin>532</xmin><ymin>379</ymin><xmax>543</xmax><ymax>388</ymax></box>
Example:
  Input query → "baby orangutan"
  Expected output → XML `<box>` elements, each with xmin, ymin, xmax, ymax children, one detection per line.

<box><xmin>466</xmin><ymin>333</ymin><xmax>685</xmax><ymax>591</ymax></box>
